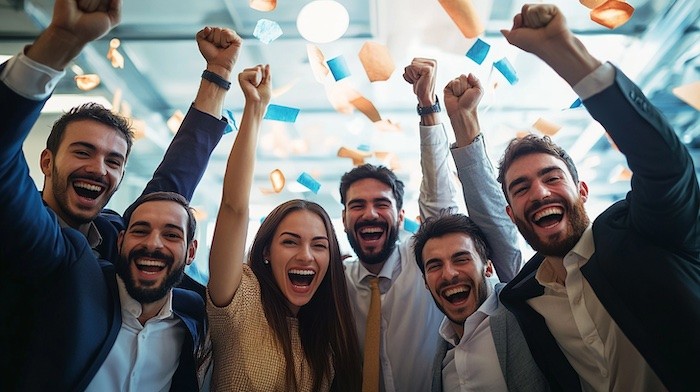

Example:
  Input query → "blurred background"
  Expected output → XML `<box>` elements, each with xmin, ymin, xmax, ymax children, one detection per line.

<box><xmin>2</xmin><ymin>0</ymin><xmax>698</xmax><ymax>282</ymax></box>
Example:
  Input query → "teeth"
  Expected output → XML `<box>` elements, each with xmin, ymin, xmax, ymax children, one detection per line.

<box><xmin>74</xmin><ymin>181</ymin><xmax>103</xmax><ymax>192</ymax></box>
<box><xmin>533</xmin><ymin>207</ymin><xmax>563</xmax><ymax>222</ymax></box>
<box><xmin>359</xmin><ymin>227</ymin><xmax>383</xmax><ymax>234</ymax></box>
<box><xmin>289</xmin><ymin>269</ymin><xmax>315</xmax><ymax>276</ymax></box>
<box><xmin>136</xmin><ymin>259</ymin><xmax>166</xmax><ymax>268</ymax></box>
<box><xmin>444</xmin><ymin>286</ymin><xmax>468</xmax><ymax>297</ymax></box>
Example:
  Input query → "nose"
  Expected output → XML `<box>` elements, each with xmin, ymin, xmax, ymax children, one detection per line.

<box><xmin>529</xmin><ymin>179</ymin><xmax>551</xmax><ymax>201</ymax></box>
<box><xmin>143</xmin><ymin>232</ymin><xmax>164</xmax><ymax>250</ymax></box>
<box><xmin>442</xmin><ymin>262</ymin><xmax>459</xmax><ymax>280</ymax></box>
<box><xmin>84</xmin><ymin>157</ymin><xmax>107</xmax><ymax>176</ymax></box>
<box><xmin>296</xmin><ymin>244</ymin><xmax>314</xmax><ymax>263</ymax></box>
<box><xmin>362</xmin><ymin>205</ymin><xmax>379</xmax><ymax>220</ymax></box>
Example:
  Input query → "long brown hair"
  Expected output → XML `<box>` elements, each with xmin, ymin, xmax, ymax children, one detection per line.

<box><xmin>249</xmin><ymin>199</ymin><xmax>362</xmax><ymax>391</ymax></box>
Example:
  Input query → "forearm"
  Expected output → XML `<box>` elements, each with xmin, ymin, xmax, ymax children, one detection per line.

<box><xmin>25</xmin><ymin>25</ymin><xmax>88</xmax><ymax>71</ymax></box>
<box><xmin>537</xmin><ymin>34</ymin><xmax>601</xmax><ymax>87</ymax></box>
<box><xmin>192</xmin><ymin>68</ymin><xmax>231</xmax><ymax>119</ymax></box>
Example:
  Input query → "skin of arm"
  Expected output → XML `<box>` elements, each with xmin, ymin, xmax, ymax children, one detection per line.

<box><xmin>208</xmin><ymin>64</ymin><xmax>271</xmax><ymax>307</ymax></box>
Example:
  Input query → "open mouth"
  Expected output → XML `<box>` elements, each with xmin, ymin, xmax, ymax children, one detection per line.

<box><xmin>358</xmin><ymin>226</ymin><xmax>385</xmax><ymax>241</ymax></box>
<box><xmin>443</xmin><ymin>286</ymin><xmax>471</xmax><ymax>304</ymax></box>
<box><xmin>532</xmin><ymin>206</ymin><xmax>564</xmax><ymax>228</ymax></box>
<box><xmin>288</xmin><ymin>269</ymin><xmax>315</xmax><ymax>286</ymax></box>
<box><xmin>135</xmin><ymin>258</ymin><xmax>167</xmax><ymax>274</ymax></box>
<box><xmin>73</xmin><ymin>180</ymin><xmax>105</xmax><ymax>200</ymax></box>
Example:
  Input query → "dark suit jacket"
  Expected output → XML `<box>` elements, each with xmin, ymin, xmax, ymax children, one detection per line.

<box><xmin>0</xmin><ymin>62</ymin><xmax>225</xmax><ymax>391</ymax></box>
<box><xmin>500</xmin><ymin>66</ymin><xmax>700</xmax><ymax>392</ymax></box>
<box><xmin>431</xmin><ymin>284</ymin><xmax>549</xmax><ymax>392</ymax></box>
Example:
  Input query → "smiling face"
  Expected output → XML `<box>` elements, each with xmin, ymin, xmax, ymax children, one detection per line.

<box><xmin>116</xmin><ymin>200</ymin><xmax>196</xmax><ymax>304</ymax></box>
<box><xmin>265</xmin><ymin>209</ymin><xmax>331</xmax><ymax>316</ymax></box>
<box><xmin>422</xmin><ymin>232</ymin><xmax>492</xmax><ymax>337</ymax></box>
<box><xmin>504</xmin><ymin>153</ymin><xmax>590</xmax><ymax>257</ymax></box>
<box><xmin>41</xmin><ymin>119</ymin><xmax>127</xmax><ymax>228</ymax></box>
<box><xmin>342</xmin><ymin>178</ymin><xmax>404</xmax><ymax>270</ymax></box>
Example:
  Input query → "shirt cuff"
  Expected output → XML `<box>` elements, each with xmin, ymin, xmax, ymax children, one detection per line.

<box><xmin>0</xmin><ymin>50</ymin><xmax>65</xmax><ymax>100</ymax></box>
<box><xmin>419</xmin><ymin>123</ymin><xmax>448</xmax><ymax>146</ymax></box>
<box><xmin>572</xmin><ymin>62</ymin><xmax>615</xmax><ymax>101</ymax></box>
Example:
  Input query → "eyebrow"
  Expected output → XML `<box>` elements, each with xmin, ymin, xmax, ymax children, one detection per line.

<box><xmin>280</xmin><ymin>232</ymin><xmax>329</xmax><ymax>241</ymax></box>
<box><xmin>347</xmin><ymin>196</ymin><xmax>393</xmax><ymax>205</ymax></box>
<box><xmin>69</xmin><ymin>141</ymin><xmax>126</xmax><ymax>162</ymax></box>
<box><xmin>425</xmin><ymin>250</ymin><xmax>473</xmax><ymax>265</ymax></box>
<box><xmin>507</xmin><ymin>165</ymin><xmax>563</xmax><ymax>193</ymax></box>
<box><xmin>129</xmin><ymin>221</ymin><xmax>185</xmax><ymax>234</ymax></box>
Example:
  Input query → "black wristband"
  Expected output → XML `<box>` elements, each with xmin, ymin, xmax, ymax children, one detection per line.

<box><xmin>417</xmin><ymin>96</ymin><xmax>441</xmax><ymax>115</ymax></box>
<box><xmin>201</xmin><ymin>70</ymin><xmax>231</xmax><ymax>90</ymax></box>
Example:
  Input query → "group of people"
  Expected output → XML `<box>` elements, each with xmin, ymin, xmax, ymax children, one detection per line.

<box><xmin>1</xmin><ymin>0</ymin><xmax>697</xmax><ymax>391</ymax></box>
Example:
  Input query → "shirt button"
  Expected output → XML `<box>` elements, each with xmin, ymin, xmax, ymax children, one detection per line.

<box><xmin>573</xmin><ymin>295</ymin><xmax>582</xmax><ymax>304</ymax></box>
<box><xmin>601</xmin><ymin>369</ymin><xmax>609</xmax><ymax>377</ymax></box>
<box><xmin>585</xmin><ymin>335</ymin><xmax>596</xmax><ymax>345</ymax></box>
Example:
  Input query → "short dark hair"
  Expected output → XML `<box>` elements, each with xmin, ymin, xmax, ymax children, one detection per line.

<box><xmin>497</xmin><ymin>134</ymin><xmax>579</xmax><ymax>202</ymax></box>
<box><xmin>412</xmin><ymin>211</ymin><xmax>491</xmax><ymax>275</ymax></box>
<box><xmin>339</xmin><ymin>164</ymin><xmax>405</xmax><ymax>210</ymax></box>
<box><xmin>47</xmin><ymin>103</ymin><xmax>134</xmax><ymax>158</ymax></box>
<box><xmin>122</xmin><ymin>192</ymin><xmax>197</xmax><ymax>244</ymax></box>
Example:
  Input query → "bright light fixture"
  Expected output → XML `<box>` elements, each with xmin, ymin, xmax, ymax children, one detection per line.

<box><xmin>42</xmin><ymin>94</ymin><xmax>112</xmax><ymax>113</ymax></box>
<box><xmin>296</xmin><ymin>0</ymin><xmax>349</xmax><ymax>44</ymax></box>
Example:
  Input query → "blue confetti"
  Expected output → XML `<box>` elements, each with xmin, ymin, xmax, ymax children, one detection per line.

<box><xmin>357</xmin><ymin>144</ymin><xmax>371</xmax><ymax>152</ymax></box>
<box><xmin>493</xmin><ymin>58</ymin><xmax>518</xmax><ymax>85</ymax></box>
<box><xmin>253</xmin><ymin>19</ymin><xmax>283</xmax><ymax>44</ymax></box>
<box><xmin>264</xmin><ymin>104</ymin><xmax>300</xmax><ymax>123</ymax></box>
<box><xmin>569</xmin><ymin>98</ymin><xmax>584</xmax><ymax>109</ymax></box>
<box><xmin>223</xmin><ymin>109</ymin><xmax>238</xmax><ymax>134</ymax></box>
<box><xmin>296</xmin><ymin>172</ymin><xmax>321</xmax><ymax>194</ymax></box>
<box><xmin>465</xmin><ymin>38</ymin><xmax>490</xmax><ymax>65</ymax></box>
<box><xmin>403</xmin><ymin>218</ymin><xmax>420</xmax><ymax>234</ymax></box>
<box><xmin>327</xmin><ymin>55</ymin><xmax>351</xmax><ymax>81</ymax></box>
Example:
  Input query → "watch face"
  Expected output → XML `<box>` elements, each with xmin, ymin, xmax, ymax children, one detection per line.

<box><xmin>417</xmin><ymin>98</ymin><xmax>440</xmax><ymax>115</ymax></box>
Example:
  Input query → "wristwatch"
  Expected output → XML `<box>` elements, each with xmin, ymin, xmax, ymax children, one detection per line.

<box><xmin>417</xmin><ymin>96</ymin><xmax>441</xmax><ymax>115</ymax></box>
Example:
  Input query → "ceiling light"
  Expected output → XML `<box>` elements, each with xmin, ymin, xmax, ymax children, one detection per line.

<box><xmin>296</xmin><ymin>0</ymin><xmax>349</xmax><ymax>44</ymax></box>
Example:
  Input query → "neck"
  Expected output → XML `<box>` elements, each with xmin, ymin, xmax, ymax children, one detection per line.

<box><xmin>362</xmin><ymin>260</ymin><xmax>385</xmax><ymax>275</ymax></box>
<box><xmin>452</xmin><ymin>321</ymin><xmax>464</xmax><ymax>339</ymax></box>
<box><xmin>137</xmin><ymin>295</ymin><xmax>169</xmax><ymax>326</ymax></box>
<box><xmin>544</xmin><ymin>255</ymin><xmax>567</xmax><ymax>285</ymax></box>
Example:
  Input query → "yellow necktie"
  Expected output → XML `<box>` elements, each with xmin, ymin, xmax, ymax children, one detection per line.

<box><xmin>362</xmin><ymin>277</ymin><xmax>381</xmax><ymax>392</ymax></box>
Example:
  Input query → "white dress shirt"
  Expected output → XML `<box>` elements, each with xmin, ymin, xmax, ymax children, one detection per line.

<box><xmin>527</xmin><ymin>227</ymin><xmax>666</xmax><ymax>391</ymax></box>
<box><xmin>343</xmin><ymin>123</ymin><xmax>456</xmax><ymax>392</ymax></box>
<box><xmin>85</xmin><ymin>277</ymin><xmax>185</xmax><ymax>392</ymax></box>
<box><xmin>440</xmin><ymin>283</ymin><xmax>508</xmax><ymax>392</ymax></box>
<box><xmin>0</xmin><ymin>51</ymin><xmax>64</xmax><ymax>99</ymax></box>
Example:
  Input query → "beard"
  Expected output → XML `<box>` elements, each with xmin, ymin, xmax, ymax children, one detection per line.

<box><xmin>346</xmin><ymin>220</ymin><xmax>400</xmax><ymax>265</ymax></box>
<box><xmin>515</xmin><ymin>196</ymin><xmax>590</xmax><ymax>258</ymax></box>
<box><xmin>435</xmin><ymin>271</ymin><xmax>489</xmax><ymax>327</ymax></box>
<box><xmin>115</xmin><ymin>247</ymin><xmax>186</xmax><ymax>304</ymax></box>
<box><xmin>51</xmin><ymin>164</ymin><xmax>113</xmax><ymax>225</ymax></box>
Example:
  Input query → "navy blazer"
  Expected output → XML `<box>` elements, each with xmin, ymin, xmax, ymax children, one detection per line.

<box><xmin>0</xmin><ymin>63</ymin><xmax>225</xmax><ymax>391</ymax></box>
<box><xmin>500</xmin><ymin>66</ymin><xmax>700</xmax><ymax>391</ymax></box>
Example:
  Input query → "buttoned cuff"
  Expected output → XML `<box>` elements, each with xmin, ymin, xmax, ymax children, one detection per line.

<box><xmin>0</xmin><ymin>50</ymin><xmax>65</xmax><ymax>100</ymax></box>
<box><xmin>572</xmin><ymin>62</ymin><xmax>615</xmax><ymax>101</ymax></box>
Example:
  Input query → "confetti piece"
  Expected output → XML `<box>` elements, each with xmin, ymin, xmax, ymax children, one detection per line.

<box><xmin>465</xmin><ymin>38</ymin><xmax>490</xmax><ymax>65</ymax></box>
<box><xmin>192</xmin><ymin>207</ymin><xmax>208</xmax><ymax>221</ymax></box>
<box><xmin>437</xmin><ymin>0</ymin><xmax>484</xmax><ymax>38</ymax></box>
<box><xmin>590</xmin><ymin>0</ymin><xmax>634</xmax><ymax>29</ymax></box>
<box><xmin>249</xmin><ymin>0</ymin><xmax>276</xmax><ymax>11</ymax></box>
<box><xmin>403</xmin><ymin>218</ymin><xmax>420</xmax><ymax>234</ymax></box>
<box><xmin>74</xmin><ymin>74</ymin><xmax>100</xmax><ymax>91</ymax></box>
<box><xmin>307</xmin><ymin>44</ymin><xmax>330</xmax><ymax>83</ymax></box>
<box><xmin>350</xmin><ymin>95</ymin><xmax>381</xmax><ymax>122</ymax></box>
<box><xmin>264</xmin><ymin>104</ymin><xmax>300</xmax><ymax>122</ymax></box>
<box><xmin>532</xmin><ymin>117</ymin><xmax>562</xmax><ymax>136</ymax></box>
<box><xmin>270</xmin><ymin>169</ymin><xmax>285</xmax><ymax>192</ymax></box>
<box><xmin>357</xmin><ymin>144</ymin><xmax>371</xmax><ymax>152</ymax></box>
<box><xmin>327</xmin><ymin>55</ymin><xmax>351</xmax><ymax>81</ymax></box>
<box><xmin>297</xmin><ymin>172</ymin><xmax>321</xmax><ymax>194</ymax></box>
<box><xmin>131</xmin><ymin>119</ymin><xmax>147</xmax><ymax>141</ymax></box>
<box><xmin>569</xmin><ymin>98</ymin><xmax>583</xmax><ymax>109</ymax></box>
<box><xmin>337</xmin><ymin>146</ymin><xmax>372</xmax><ymax>166</ymax></box>
<box><xmin>609</xmin><ymin>165</ymin><xmax>632</xmax><ymax>183</ymax></box>
<box><xmin>493</xmin><ymin>58</ymin><xmax>518</xmax><ymax>85</ymax></box>
<box><xmin>672</xmin><ymin>81</ymin><xmax>700</xmax><ymax>111</ymax></box>
<box><xmin>167</xmin><ymin>110</ymin><xmax>185</xmax><ymax>134</ymax></box>
<box><xmin>223</xmin><ymin>109</ymin><xmax>238</xmax><ymax>134</ymax></box>
<box><xmin>253</xmin><ymin>19</ymin><xmax>283</xmax><ymax>44</ymax></box>
<box><xmin>579</xmin><ymin>0</ymin><xmax>607</xmax><ymax>8</ymax></box>
<box><xmin>107</xmin><ymin>38</ymin><xmax>124</xmax><ymax>69</ymax></box>
<box><xmin>271</xmin><ymin>78</ymin><xmax>299</xmax><ymax>98</ymax></box>
<box><xmin>358</xmin><ymin>41</ymin><xmax>395</xmax><ymax>82</ymax></box>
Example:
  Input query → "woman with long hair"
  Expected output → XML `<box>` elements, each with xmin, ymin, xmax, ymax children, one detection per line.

<box><xmin>206</xmin><ymin>64</ymin><xmax>362</xmax><ymax>391</ymax></box>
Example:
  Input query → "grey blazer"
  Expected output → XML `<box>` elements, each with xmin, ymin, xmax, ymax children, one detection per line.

<box><xmin>430</xmin><ymin>285</ymin><xmax>548</xmax><ymax>392</ymax></box>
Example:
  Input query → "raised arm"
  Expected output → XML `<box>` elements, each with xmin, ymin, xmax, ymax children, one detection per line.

<box><xmin>403</xmin><ymin>58</ymin><xmax>458</xmax><ymax>220</ymax></box>
<box><xmin>208</xmin><ymin>65</ymin><xmax>271</xmax><ymax>307</ymax></box>
<box><xmin>141</xmin><ymin>27</ymin><xmax>241</xmax><ymax>201</ymax></box>
<box><xmin>445</xmin><ymin>74</ymin><xmax>522</xmax><ymax>282</ymax></box>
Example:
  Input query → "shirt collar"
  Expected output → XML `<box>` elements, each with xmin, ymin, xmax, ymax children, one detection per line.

<box><xmin>116</xmin><ymin>275</ymin><xmax>174</xmax><ymax>321</ymax></box>
<box><xmin>438</xmin><ymin>282</ymin><xmax>497</xmax><ymax>345</ymax></box>
<box><xmin>358</xmin><ymin>245</ymin><xmax>401</xmax><ymax>294</ymax></box>
<box><xmin>55</xmin><ymin>213</ymin><xmax>103</xmax><ymax>250</ymax></box>
<box><xmin>534</xmin><ymin>225</ymin><xmax>594</xmax><ymax>291</ymax></box>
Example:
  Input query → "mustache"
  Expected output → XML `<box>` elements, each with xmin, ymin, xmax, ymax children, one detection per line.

<box><xmin>69</xmin><ymin>172</ymin><xmax>109</xmax><ymax>187</ymax></box>
<box><xmin>525</xmin><ymin>197</ymin><xmax>568</xmax><ymax>218</ymax></box>
<box><xmin>437</xmin><ymin>276</ymin><xmax>474</xmax><ymax>293</ymax></box>
<box><xmin>128</xmin><ymin>248</ymin><xmax>173</xmax><ymax>265</ymax></box>
<box><xmin>354</xmin><ymin>220</ymin><xmax>388</xmax><ymax>232</ymax></box>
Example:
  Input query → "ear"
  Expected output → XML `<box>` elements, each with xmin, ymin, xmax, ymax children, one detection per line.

<box><xmin>263</xmin><ymin>247</ymin><xmax>270</xmax><ymax>261</ymax></box>
<box><xmin>186</xmin><ymin>239</ymin><xmax>198</xmax><ymax>265</ymax></box>
<box><xmin>484</xmin><ymin>259</ymin><xmax>494</xmax><ymax>277</ymax></box>
<box><xmin>397</xmin><ymin>208</ymin><xmax>405</xmax><ymax>226</ymax></box>
<box><xmin>578</xmin><ymin>181</ymin><xmax>589</xmax><ymax>203</ymax></box>
<box><xmin>117</xmin><ymin>230</ymin><xmax>125</xmax><ymax>249</ymax></box>
<box><xmin>341</xmin><ymin>209</ymin><xmax>348</xmax><ymax>232</ymax></box>
<box><xmin>40</xmin><ymin>149</ymin><xmax>53</xmax><ymax>177</ymax></box>
<box><xmin>505</xmin><ymin>205</ymin><xmax>515</xmax><ymax>223</ymax></box>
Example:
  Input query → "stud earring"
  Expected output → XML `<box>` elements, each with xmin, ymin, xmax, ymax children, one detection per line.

<box><xmin>264</xmin><ymin>259</ymin><xmax>270</xmax><ymax>265</ymax></box>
